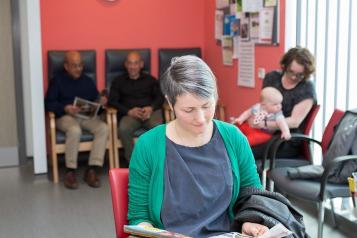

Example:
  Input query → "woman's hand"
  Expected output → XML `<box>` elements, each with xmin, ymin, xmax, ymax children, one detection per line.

<box><xmin>137</xmin><ymin>222</ymin><xmax>153</xmax><ymax>227</ymax></box>
<box><xmin>242</xmin><ymin>222</ymin><xmax>269</xmax><ymax>237</ymax></box>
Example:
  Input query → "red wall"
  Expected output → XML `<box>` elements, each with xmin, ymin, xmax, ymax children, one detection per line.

<box><xmin>203</xmin><ymin>0</ymin><xmax>286</xmax><ymax>119</ymax></box>
<box><xmin>41</xmin><ymin>0</ymin><xmax>285</xmax><ymax>119</ymax></box>
<box><xmin>40</xmin><ymin>0</ymin><xmax>205</xmax><ymax>90</ymax></box>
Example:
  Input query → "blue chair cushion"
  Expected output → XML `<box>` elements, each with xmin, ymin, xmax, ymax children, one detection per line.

<box><xmin>269</xmin><ymin>167</ymin><xmax>350</xmax><ymax>201</ymax></box>
<box><xmin>56</xmin><ymin>130</ymin><xmax>94</xmax><ymax>144</ymax></box>
<box><xmin>256</xmin><ymin>158</ymin><xmax>310</xmax><ymax>172</ymax></box>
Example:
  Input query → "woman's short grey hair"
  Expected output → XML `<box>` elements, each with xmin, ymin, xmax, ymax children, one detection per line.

<box><xmin>160</xmin><ymin>55</ymin><xmax>218</xmax><ymax>106</ymax></box>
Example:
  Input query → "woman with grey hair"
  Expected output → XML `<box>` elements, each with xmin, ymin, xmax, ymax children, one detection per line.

<box><xmin>128</xmin><ymin>56</ymin><xmax>266</xmax><ymax>237</ymax></box>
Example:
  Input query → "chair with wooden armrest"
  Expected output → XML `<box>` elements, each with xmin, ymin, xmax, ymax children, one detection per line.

<box><xmin>105</xmin><ymin>48</ymin><xmax>156</xmax><ymax>166</ymax></box>
<box><xmin>45</xmin><ymin>50</ymin><xmax>115</xmax><ymax>183</ymax></box>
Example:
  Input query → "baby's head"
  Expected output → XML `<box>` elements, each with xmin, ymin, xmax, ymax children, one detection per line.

<box><xmin>260</xmin><ymin>87</ymin><xmax>283</xmax><ymax>113</ymax></box>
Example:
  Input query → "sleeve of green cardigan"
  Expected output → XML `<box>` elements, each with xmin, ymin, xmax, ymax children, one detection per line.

<box><xmin>234</xmin><ymin>129</ymin><xmax>262</xmax><ymax>189</ymax></box>
<box><xmin>127</xmin><ymin>138</ymin><xmax>153</xmax><ymax>225</ymax></box>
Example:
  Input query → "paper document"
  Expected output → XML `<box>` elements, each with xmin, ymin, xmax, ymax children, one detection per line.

<box><xmin>209</xmin><ymin>223</ymin><xmax>292</xmax><ymax>238</ymax></box>
<box><xmin>259</xmin><ymin>224</ymin><xmax>293</xmax><ymax>238</ymax></box>
<box><xmin>73</xmin><ymin>97</ymin><xmax>101</xmax><ymax>119</ymax></box>
<box><xmin>124</xmin><ymin>225</ymin><xmax>192</xmax><ymax>238</ymax></box>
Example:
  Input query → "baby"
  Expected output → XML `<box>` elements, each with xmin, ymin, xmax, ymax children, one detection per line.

<box><xmin>231</xmin><ymin>87</ymin><xmax>291</xmax><ymax>145</ymax></box>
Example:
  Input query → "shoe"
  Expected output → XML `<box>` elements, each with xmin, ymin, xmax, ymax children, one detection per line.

<box><xmin>64</xmin><ymin>171</ymin><xmax>78</xmax><ymax>189</ymax></box>
<box><xmin>84</xmin><ymin>168</ymin><xmax>101</xmax><ymax>188</ymax></box>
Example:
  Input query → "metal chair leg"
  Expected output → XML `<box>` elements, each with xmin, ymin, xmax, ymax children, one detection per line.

<box><xmin>261</xmin><ymin>168</ymin><xmax>267</xmax><ymax>189</ymax></box>
<box><xmin>268</xmin><ymin>180</ymin><xmax>274</xmax><ymax>192</ymax></box>
<box><xmin>329</xmin><ymin>199</ymin><xmax>337</xmax><ymax>227</ymax></box>
<box><xmin>318</xmin><ymin>201</ymin><xmax>325</xmax><ymax>238</ymax></box>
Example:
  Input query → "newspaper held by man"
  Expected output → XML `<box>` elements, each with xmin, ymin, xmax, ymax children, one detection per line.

<box><xmin>73</xmin><ymin>96</ymin><xmax>101</xmax><ymax>119</ymax></box>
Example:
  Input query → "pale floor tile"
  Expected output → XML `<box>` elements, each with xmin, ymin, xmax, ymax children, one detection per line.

<box><xmin>0</xmin><ymin>162</ymin><xmax>354</xmax><ymax>238</ymax></box>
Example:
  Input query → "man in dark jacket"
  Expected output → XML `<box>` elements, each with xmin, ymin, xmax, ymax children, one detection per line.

<box><xmin>45</xmin><ymin>51</ymin><xmax>108</xmax><ymax>189</ymax></box>
<box><xmin>108</xmin><ymin>51</ymin><xmax>164</xmax><ymax>162</ymax></box>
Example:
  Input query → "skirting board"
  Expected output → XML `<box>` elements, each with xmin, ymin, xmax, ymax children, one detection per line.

<box><xmin>0</xmin><ymin>147</ymin><xmax>19</xmax><ymax>167</ymax></box>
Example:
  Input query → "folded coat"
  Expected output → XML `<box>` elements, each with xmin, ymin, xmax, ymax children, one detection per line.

<box><xmin>233</xmin><ymin>187</ymin><xmax>310</xmax><ymax>238</ymax></box>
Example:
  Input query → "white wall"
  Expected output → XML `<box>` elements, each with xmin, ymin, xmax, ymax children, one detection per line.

<box><xmin>20</xmin><ymin>0</ymin><xmax>47</xmax><ymax>174</ymax></box>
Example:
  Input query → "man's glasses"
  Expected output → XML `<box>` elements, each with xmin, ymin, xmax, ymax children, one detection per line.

<box><xmin>67</xmin><ymin>63</ymin><xmax>84</xmax><ymax>69</ymax></box>
<box><xmin>286</xmin><ymin>69</ymin><xmax>304</xmax><ymax>80</ymax></box>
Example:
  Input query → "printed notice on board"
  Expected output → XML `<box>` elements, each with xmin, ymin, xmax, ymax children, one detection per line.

<box><xmin>238</xmin><ymin>41</ymin><xmax>255</xmax><ymax>88</ymax></box>
<box><xmin>259</xmin><ymin>7</ymin><xmax>274</xmax><ymax>44</ymax></box>
<box><xmin>215</xmin><ymin>10</ymin><xmax>224</xmax><ymax>40</ymax></box>
<box><xmin>222</xmin><ymin>36</ymin><xmax>234</xmax><ymax>65</ymax></box>
<box><xmin>242</xmin><ymin>0</ymin><xmax>263</xmax><ymax>13</ymax></box>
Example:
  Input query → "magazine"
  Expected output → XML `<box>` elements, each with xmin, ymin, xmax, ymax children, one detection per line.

<box><xmin>209</xmin><ymin>232</ymin><xmax>253</xmax><ymax>238</ymax></box>
<box><xmin>73</xmin><ymin>97</ymin><xmax>101</xmax><ymax>119</ymax></box>
<box><xmin>125</xmin><ymin>223</ymin><xmax>291</xmax><ymax>238</ymax></box>
<box><xmin>124</xmin><ymin>225</ymin><xmax>192</xmax><ymax>238</ymax></box>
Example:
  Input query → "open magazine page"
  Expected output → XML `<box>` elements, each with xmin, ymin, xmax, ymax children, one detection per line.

<box><xmin>209</xmin><ymin>232</ymin><xmax>253</xmax><ymax>238</ymax></box>
<box><xmin>210</xmin><ymin>224</ymin><xmax>292</xmax><ymax>238</ymax></box>
<box><xmin>124</xmin><ymin>225</ymin><xmax>192</xmax><ymax>238</ymax></box>
<box><xmin>73</xmin><ymin>97</ymin><xmax>101</xmax><ymax>119</ymax></box>
<box><xmin>125</xmin><ymin>223</ymin><xmax>291</xmax><ymax>238</ymax></box>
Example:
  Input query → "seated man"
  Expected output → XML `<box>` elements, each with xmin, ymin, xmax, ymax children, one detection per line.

<box><xmin>45</xmin><ymin>50</ymin><xmax>109</xmax><ymax>189</ymax></box>
<box><xmin>108</xmin><ymin>51</ymin><xmax>164</xmax><ymax>162</ymax></box>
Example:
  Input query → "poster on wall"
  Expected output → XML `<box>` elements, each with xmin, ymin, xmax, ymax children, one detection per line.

<box><xmin>264</xmin><ymin>0</ymin><xmax>277</xmax><ymax>7</ymax></box>
<box><xmin>215</xmin><ymin>10</ymin><xmax>224</xmax><ymax>40</ymax></box>
<box><xmin>240</xmin><ymin>13</ymin><xmax>250</xmax><ymax>41</ymax></box>
<box><xmin>249</xmin><ymin>12</ymin><xmax>260</xmax><ymax>42</ymax></box>
<box><xmin>224</xmin><ymin>15</ymin><xmax>236</xmax><ymax>35</ymax></box>
<box><xmin>221</xmin><ymin>36</ymin><xmax>234</xmax><ymax>65</ymax></box>
<box><xmin>258</xmin><ymin>7</ymin><xmax>274</xmax><ymax>44</ymax></box>
<box><xmin>238</xmin><ymin>41</ymin><xmax>255</xmax><ymax>88</ymax></box>
<box><xmin>231</xmin><ymin>17</ymin><xmax>240</xmax><ymax>59</ymax></box>
<box><xmin>233</xmin><ymin>37</ymin><xmax>240</xmax><ymax>59</ymax></box>
<box><xmin>216</xmin><ymin>0</ymin><xmax>230</xmax><ymax>9</ymax></box>
<box><xmin>242</xmin><ymin>0</ymin><xmax>263</xmax><ymax>12</ymax></box>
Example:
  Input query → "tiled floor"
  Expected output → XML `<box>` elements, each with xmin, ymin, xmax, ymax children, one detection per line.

<box><xmin>0</xmin><ymin>161</ymin><xmax>353</xmax><ymax>238</ymax></box>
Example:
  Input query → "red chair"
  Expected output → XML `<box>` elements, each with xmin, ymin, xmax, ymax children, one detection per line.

<box><xmin>109</xmin><ymin>168</ymin><xmax>129</xmax><ymax>238</ymax></box>
<box><xmin>301</xmin><ymin>104</ymin><xmax>321</xmax><ymax>161</ymax></box>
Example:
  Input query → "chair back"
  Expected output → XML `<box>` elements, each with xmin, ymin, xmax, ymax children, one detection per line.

<box><xmin>109</xmin><ymin>168</ymin><xmax>129</xmax><ymax>238</ymax></box>
<box><xmin>321</xmin><ymin>109</ymin><xmax>345</xmax><ymax>154</ymax></box>
<box><xmin>302</xmin><ymin>104</ymin><xmax>320</xmax><ymax>135</ymax></box>
<box><xmin>158</xmin><ymin>47</ymin><xmax>201</xmax><ymax>79</ymax></box>
<box><xmin>301</xmin><ymin>104</ymin><xmax>320</xmax><ymax>161</ymax></box>
<box><xmin>47</xmin><ymin>50</ymin><xmax>96</xmax><ymax>83</ymax></box>
<box><xmin>105</xmin><ymin>49</ymin><xmax>151</xmax><ymax>91</ymax></box>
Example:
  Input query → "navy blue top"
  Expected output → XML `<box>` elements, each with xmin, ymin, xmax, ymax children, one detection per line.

<box><xmin>45</xmin><ymin>71</ymin><xmax>99</xmax><ymax>118</ymax></box>
<box><xmin>162</xmin><ymin>125</ymin><xmax>233</xmax><ymax>238</ymax></box>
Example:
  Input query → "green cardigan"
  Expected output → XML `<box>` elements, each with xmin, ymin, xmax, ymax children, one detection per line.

<box><xmin>128</xmin><ymin>120</ymin><xmax>262</xmax><ymax>228</ymax></box>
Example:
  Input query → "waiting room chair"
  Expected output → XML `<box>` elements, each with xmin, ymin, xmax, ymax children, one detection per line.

<box><xmin>158</xmin><ymin>47</ymin><xmax>202</xmax><ymax>79</ymax></box>
<box><xmin>158</xmin><ymin>47</ymin><xmax>224</xmax><ymax>123</ymax></box>
<box><xmin>105</xmin><ymin>48</ymin><xmax>153</xmax><ymax>167</ymax></box>
<box><xmin>105</xmin><ymin>48</ymin><xmax>151</xmax><ymax>89</ymax></box>
<box><xmin>45</xmin><ymin>50</ymin><xmax>115</xmax><ymax>183</ymax></box>
<box><xmin>109</xmin><ymin>168</ymin><xmax>129</xmax><ymax>238</ymax></box>
<box><xmin>259</xmin><ymin>104</ymin><xmax>320</xmax><ymax>187</ymax></box>
<box><xmin>268</xmin><ymin>109</ymin><xmax>357</xmax><ymax>238</ymax></box>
